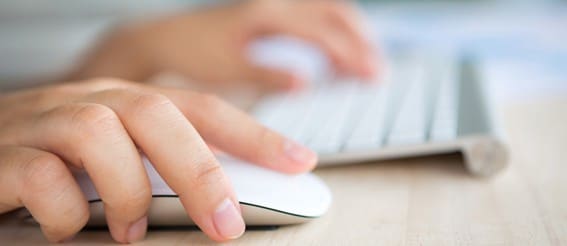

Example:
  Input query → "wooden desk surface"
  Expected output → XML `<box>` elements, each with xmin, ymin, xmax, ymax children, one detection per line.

<box><xmin>1</xmin><ymin>99</ymin><xmax>566</xmax><ymax>245</ymax></box>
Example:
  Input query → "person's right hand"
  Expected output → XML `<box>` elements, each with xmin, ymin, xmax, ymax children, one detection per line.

<box><xmin>0</xmin><ymin>78</ymin><xmax>317</xmax><ymax>243</ymax></box>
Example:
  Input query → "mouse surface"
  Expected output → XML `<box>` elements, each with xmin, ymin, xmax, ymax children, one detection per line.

<box><xmin>74</xmin><ymin>155</ymin><xmax>332</xmax><ymax>226</ymax></box>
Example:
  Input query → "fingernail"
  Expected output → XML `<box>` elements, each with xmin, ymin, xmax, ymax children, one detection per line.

<box><xmin>127</xmin><ymin>216</ymin><xmax>148</xmax><ymax>243</ymax></box>
<box><xmin>213</xmin><ymin>198</ymin><xmax>245</xmax><ymax>239</ymax></box>
<box><xmin>284</xmin><ymin>140</ymin><xmax>318</xmax><ymax>165</ymax></box>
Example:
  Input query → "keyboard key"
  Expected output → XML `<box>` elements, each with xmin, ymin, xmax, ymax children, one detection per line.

<box><xmin>430</xmin><ymin>55</ymin><xmax>458</xmax><ymax>141</ymax></box>
<box><xmin>252</xmin><ymin>47</ymin><xmax>460</xmax><ymax>155</ymax></box>
<box><xmin>308</xmin><ymin>81</ymin><xmax>358</xmax><ymax>153</ymax></box>
<box><xmin>343</xmin><ymin>83</ymin><xmax>389</xmax><ymax>151</ymax></box>
<box><xmin>386</xmin><ymin>57</ymin><xmax>428</xmax><ymax>146</ymax></box>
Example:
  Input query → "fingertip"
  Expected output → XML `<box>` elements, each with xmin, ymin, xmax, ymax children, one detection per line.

<box><xmin>42</xmin><ymin>226</ymin><xmax>77</xmax><ymax>244</ymax></box>
<box><xmin>212</xmin><ymin>198</ymin><xmax>246</xmax><ymax>241</ymax></box>
<box><xmin>361</xmin><ymin>54</ymin><xmax>378</xmax><ymax>76</ymax></box>
<box><xmin>356</xmin><ymin>57</ymin><xmax>381</xmax><ymax>84</ymax></box>
<box><xmin>127</xmin><ymin>216</ymin><xmax>148</xmax><ymax>243</ymax></box>
<box><xmin>58</xmin><ymin>235</ymin><xmax>76</xmax><ymax>244</ymax></box>
<box><xmin>273</xmin><ymin>72</ymin><xmax>306</xmax><ymax>92</ymax></box>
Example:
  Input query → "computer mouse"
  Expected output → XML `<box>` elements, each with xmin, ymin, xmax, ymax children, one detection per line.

<box><xmin>74</xmin><ymin>155</ymin><xmax>332</xmax><ymax>227</ymax></box>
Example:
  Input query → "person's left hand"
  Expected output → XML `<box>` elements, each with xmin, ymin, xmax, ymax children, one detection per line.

<box><xmin>71</xmin><ymin>0</ymin><xmax>377</xmax><ymax>91</ymax></box>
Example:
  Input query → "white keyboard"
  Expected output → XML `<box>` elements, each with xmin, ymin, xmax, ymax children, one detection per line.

<box><xmin>252</xmin><ymin>48</ymin><xmax>508</xmax><ymax>176</ymax></box>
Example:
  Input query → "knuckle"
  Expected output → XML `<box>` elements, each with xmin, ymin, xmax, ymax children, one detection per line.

<box><xmin>189</xmin><ymin>162</ymin><xmax>225</xmax><ymax>190</ymax></box>
<box><xmin>68</xmin><ymin>104</ymin><xmax>121</xmax><ymax>137</ymax></box>
<box><xmin>85</xmin><ymin>77</ymin><xmax>131</xmax><ymax>89</ymax></box>
<box><xmin>22</xmin><ymin>154</ymin><xmax>67</xmax><ymax>194</ymax></box>
<box><xmin>131</xmin><ymin>93</ymin><xmax>174</xmax><ymax>113</ymax></box>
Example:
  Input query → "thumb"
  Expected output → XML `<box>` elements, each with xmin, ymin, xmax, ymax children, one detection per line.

<box><xmin>245</xmin><ymin>65</ymin><xmax>305</xmax><ymax>91</ymax></box>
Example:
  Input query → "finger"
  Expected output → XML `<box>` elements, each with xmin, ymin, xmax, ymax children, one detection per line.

<box><xmin>324</xmin><ymin>2</ymin><xmax>378</xmax><ymax>78</ymax></box>
<box><xmin>80</xmin><ymin>81</ymin><xmax>315</xmax><ymax>174</ymax></box>
<box><xmin>206</xmin><ymin>143</ymin><xmax>223</xmax><ymax>155</ymax></box>
<box><xmin>81</xmin><ymin>88</ymin><xmax>245</xmax><ymax>242</ymax></box>
<box><xmin>243</xmin><ymin>64</ymin><xmax>305</xmax><ymax>92</ymax></box>
<box><xmin>17</xmin><ymin>102</ymin><xmax>151</xmax><ymax>243</ymax></box>
<box><xmin>155</xmin><ymin>88</ymin><xmax>318</xmax><ymax>174</ymax></box>
<box><xmin>268</xmin><ymin>16</ymin><xmax>359</xmax><ymax>76</ymax></box>
<box><xmin>0</xmin><ymin>146</ymin><xmax>88</xmax><ymax>243</ymax></box>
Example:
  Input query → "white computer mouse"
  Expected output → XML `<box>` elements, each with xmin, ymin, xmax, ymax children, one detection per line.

<box><xmin>74</xmin><ymin>155</ymin><xmax>332</xmax><ymax>227</ymax></box>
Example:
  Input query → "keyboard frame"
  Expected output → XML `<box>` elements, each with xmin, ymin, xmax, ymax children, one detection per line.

<box><xmin>251</xmin><ymin>54</ymin><xmax>509</xmax><ymax>177</ymax></box>
<box><xmin>314</xmin><ymin>57</ymin><xmax>508</xmax><ymax>176</ymax></box>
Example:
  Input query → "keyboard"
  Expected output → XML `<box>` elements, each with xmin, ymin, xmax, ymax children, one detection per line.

<box><xmin>252</xmin><ymin>46</ymin><xmax>508</xmax><ymax>176</ymax></box>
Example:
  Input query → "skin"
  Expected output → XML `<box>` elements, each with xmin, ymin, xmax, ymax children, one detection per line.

<box><xmin>0</xmin><ymin>78</ymin><xmax>317</xmax><ymax>243</ymax></box>
<box><xmin>69</xmin><ymin>0</ymin><xmax>377</xmax><ymax>91</ymax></box>
<box><xmin>0</xmin><ymin>0</ymin><xmax>376</xmax><ymax>243</ymax></box>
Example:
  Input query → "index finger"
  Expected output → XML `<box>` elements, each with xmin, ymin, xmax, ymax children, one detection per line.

<box><xmin>83</xmin><ymin>88</ymin><xmax>245</xmax><ymax>242</ymax></box>
<box><xmin>156</xmin><ymin>89</ymin><xmax>318</xmax><ymax>174</ymax></box>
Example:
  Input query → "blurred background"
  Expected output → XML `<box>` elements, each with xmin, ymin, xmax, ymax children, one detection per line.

<box><xmin>0</xmin><ymin>0</ymin><xmax>566</xmax><ymax>107</ymax></box>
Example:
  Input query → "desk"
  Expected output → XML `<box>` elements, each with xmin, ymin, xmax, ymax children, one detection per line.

<box><xmin>1</xmin><ymin>99</ymin><xmax>566</xmax><ymax>245</ymax></box>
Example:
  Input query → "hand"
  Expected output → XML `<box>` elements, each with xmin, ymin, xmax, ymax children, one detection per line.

<box><xmin>0</xmin><ymin>78</ymin><xmax>317</xmax><ymax>243</ymax></box>
<box><xmin>70</xmin><ymin>0</ymin><xmax>377</xmax><ymax>91</ymax></box>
